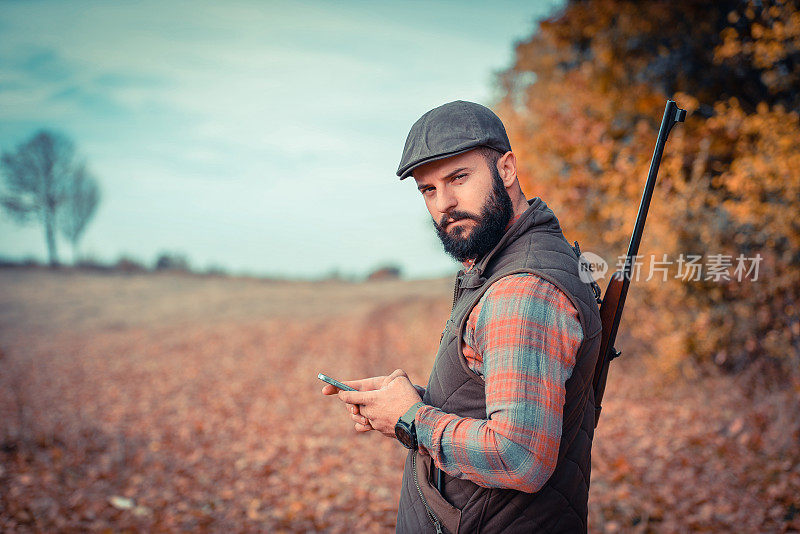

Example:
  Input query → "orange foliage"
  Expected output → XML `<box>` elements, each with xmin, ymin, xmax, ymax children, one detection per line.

<box><xmin>495</xmin><ymin>0</ymin><xmax>800</xmax><ymax>384</ymax></box>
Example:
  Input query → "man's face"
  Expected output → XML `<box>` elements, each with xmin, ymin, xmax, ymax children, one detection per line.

<box><xmin>413</xmin><ymin>148</ymin><xmax>513</xmax><ymax>262</ymax></box>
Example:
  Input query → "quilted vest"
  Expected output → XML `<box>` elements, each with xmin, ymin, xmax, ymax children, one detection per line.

<box><xmin>395</xmin><ymin>197</ymin><xmax>602</xmax><ymax>534</ymax></box>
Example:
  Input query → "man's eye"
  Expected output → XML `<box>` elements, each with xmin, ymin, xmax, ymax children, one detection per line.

<box><xmin>453</xmin><ymin>174</ymin><xmax>467</xmax><ymax>182</ymax></box>
<box><xmin>421</xmin><ymin>187</ymin><xmax>434</xmax><ymax>195</ymax></box>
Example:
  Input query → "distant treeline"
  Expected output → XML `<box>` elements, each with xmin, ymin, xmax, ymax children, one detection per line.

<box><xmin>0</xmin><ymin>251</ymin><xmax>205</xmax><ymax>275</ymax></box>
<box><xmin>0</xmin><ymin>252</ymin><xmax>404</xmax><ymax>282</ymax></box>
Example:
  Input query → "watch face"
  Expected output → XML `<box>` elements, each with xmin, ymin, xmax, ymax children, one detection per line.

<box><xmin>395</xmin><ymin>422</ymin><xmax>415</xmax><ymax>449</ymax></box>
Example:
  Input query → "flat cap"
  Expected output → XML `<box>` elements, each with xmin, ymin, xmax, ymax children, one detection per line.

<box><xmin>396</xmin><ymin>100</ymin><xmax>512</xmax><ymax>180</ymax></box>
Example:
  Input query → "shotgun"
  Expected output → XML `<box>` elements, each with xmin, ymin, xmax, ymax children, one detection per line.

<box><xmin>592</xmin><ymin>100</ymin><xmax>686</xmax><ymax>428</ymax></box>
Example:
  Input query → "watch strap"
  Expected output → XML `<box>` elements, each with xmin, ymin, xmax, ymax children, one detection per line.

<box><xmin>401</xmin><ymin>401</ymin><xmax>426</xmax><ymax>426</ymax></box>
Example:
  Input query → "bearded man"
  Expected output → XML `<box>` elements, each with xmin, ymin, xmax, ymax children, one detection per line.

<box><xmin>322</xmin><ymin>100</ymin><xmax>602</xmax><ymax>533</ymax></box>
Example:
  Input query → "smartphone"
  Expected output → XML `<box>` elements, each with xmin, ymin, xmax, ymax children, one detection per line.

<box><xmin>318</xmin><ymin>372</ymin><xmax>357</xmax><ymax>392</ymax></box>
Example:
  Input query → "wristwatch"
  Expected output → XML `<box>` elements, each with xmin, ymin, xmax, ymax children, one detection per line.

<box><xmin>395</xmin><ymin>401</ymin><xmax>425</xmax><ymax>450</ymax></box>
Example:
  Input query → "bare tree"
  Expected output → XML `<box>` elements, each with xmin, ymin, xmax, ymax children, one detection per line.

<box><xmin>0</xmin><ymin>130</ymin><xmax>99</xmax><ymax>267</ymax></box>
<box><xmin>58</xmin><ymin>164</ymin><xmax>100</xmax><ymax>261</ymax></box>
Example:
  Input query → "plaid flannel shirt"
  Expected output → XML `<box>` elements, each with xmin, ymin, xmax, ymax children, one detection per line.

<box><xmin>415</xmin><ymin>220</ymin><xmax>583</xmax><ymax>493</ymax></box>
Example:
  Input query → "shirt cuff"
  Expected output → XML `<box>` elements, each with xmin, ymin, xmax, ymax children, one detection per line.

<box><xmin>414</xmin><ymin>404</ymin><xmax>444</xmax><ymax>454</ymax></box>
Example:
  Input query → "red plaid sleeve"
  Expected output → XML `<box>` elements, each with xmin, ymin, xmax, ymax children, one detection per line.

<box><xmin>415</xmin><ymin>273</ymin><xmax>583</xmax><ymax>493</ymax></box>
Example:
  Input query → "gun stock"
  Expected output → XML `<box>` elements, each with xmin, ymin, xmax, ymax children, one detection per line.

<box><xmin>592</xmin><ymin>100</ymin><xmax>686</xmax><ymax>428</ymax></box>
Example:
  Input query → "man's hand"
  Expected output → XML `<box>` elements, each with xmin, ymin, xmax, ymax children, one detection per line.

<box><xmin>321</xmin><ymin>370</ymin><xmax>410</xmax><ymax>432</ymax></box>
<box><xmin>336</xmin><ymin>373</ymin><xmax>422</xmax><ymax>438</ymax></box>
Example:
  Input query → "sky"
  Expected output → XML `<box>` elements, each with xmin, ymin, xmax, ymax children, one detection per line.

<box><xmin>0</xmin><ymin>0</ymin><xmax>563</xmax><ymax>279</ymax></box>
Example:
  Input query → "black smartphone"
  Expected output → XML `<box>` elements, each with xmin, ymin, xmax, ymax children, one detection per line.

<box><xmin>318</xmin><ymin>372</ymin><xmax>357</xmax><ymax>392</ymax></box>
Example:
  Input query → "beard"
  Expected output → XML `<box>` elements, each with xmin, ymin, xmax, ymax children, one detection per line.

<box><xmin>432</xmin><ymin>168</ymin><xmax>514</xmax><ymax>263</ymax></box>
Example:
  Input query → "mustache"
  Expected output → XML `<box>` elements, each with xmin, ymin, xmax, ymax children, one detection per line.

<box><xmin>438</xmin><ymin>211</ymin><xmax>478</xmax><ymax>229</ymax></box>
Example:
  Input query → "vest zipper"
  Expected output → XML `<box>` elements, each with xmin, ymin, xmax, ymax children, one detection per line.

<box><xmin>451</xmin><ymin>273</ymin><xmax>460</xmax><ymax>312</ymax></box>
<box><xmin>412</xmin><ymin>453</ymin><xmax>443</xmax><ymax>534</ymax></box>
<box><xmin>441</xmin><ymin>273</ymin><xmax>462</xmax><ymax>344</ymax></box>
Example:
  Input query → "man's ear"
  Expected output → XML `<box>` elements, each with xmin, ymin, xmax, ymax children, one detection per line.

<box><xmin>497</xmin><ymin>151</ymin><xmax>518</xmax><ymax>188</ymax></box>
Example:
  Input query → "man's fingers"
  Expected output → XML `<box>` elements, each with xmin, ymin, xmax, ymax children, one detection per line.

<box><xmin>354</xmin><ymin>421</ymin><xmax>373</xmax><ymax>432</ymax></box>
<box><xmin>337</xmin><ymin>389</ymin><xmax>374</xmax><ymax>405</ymax></box>
<box><xmin>387</xmin><ymin>369</ymin><xmax>406</xmax><ymax>381</ymax></box>
<box><xmin>325</xmin><ymin>375</ymin><xmax>392</xmax><ymax>394</ymax></box>
<box><xmin>322</xmin><ymin>384</ymin><xmax>339</xmax><ymax>395</ymax></box>
<box><xmin>350</xmin><ymin>412</ymin><xmax>369</xmax><ymax>425</ymax></box>
<box><xmin>323</xmin><ymin>384</ymin><xmax>355</xmax><ymax>394</ymax></box>
<box><xmin>340</xmin><ymin>377</ymin><xmax>375</xmax><ymax>392</ymax></box>
<box><xmin>358</xmin><ymin>403</ymin><xmax>376</xmax><ymax>420</ymax></box>
<box><xmin>381</xmin><ymin>368</ymin><xmax>408</xmax><ymax>388</ymax></box>
<box><xmin>321</xmin><ymin>379</ymin><xmax>361</xmax><ymax>395</ymax></box>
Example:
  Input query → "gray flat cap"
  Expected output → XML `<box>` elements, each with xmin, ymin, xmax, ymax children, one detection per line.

<box><xmin>396</xmin><ymin>100</ymin><xmax>512</xmax><ymax>180</ymax></box>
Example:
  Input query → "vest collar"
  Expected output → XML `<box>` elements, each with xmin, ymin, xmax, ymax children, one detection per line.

<box><xmin>458</xmin><ymin>197</ymin><xmax>553</xmax><ymax>290</ymax></box>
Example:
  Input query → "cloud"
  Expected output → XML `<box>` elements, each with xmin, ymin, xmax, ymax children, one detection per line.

<box><xmin>0</xmin><ymin>0</ymin><xmax>562</xmax><ymax>277</ymax></box>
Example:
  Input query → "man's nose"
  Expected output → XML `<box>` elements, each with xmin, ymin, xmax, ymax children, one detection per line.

<box><xmin>434</xmin><ymin>187</ymin><xmax>457</xmax><ymax>215</ymax></box>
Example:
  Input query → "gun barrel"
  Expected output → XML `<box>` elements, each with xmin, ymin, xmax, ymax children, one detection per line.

<box><xmin>624</xmin><ymin>100</ymin><xmax>686</xmax><ymax>268</ymax></box>
<box><xmin>592</xmin><ymin>99</ymin><xmax>686</xmax><ymax>428</ymax></box>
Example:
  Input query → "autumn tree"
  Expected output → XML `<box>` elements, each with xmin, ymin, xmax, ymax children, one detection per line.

<box><xmin>1</xmin><ymin>130</ymin><xmax>101</xmax><ymax>267</ymax></box>
<box><xmin>495</xmin><ymin>0</ymin><xmax>800</xmax><ymax>385</ymax></box>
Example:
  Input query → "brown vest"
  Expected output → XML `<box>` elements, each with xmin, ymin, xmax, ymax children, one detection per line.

<box><xmin>396</xmin><ymin>197</ymin><xmax>602</xmax><ymax>534</ymax></box>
